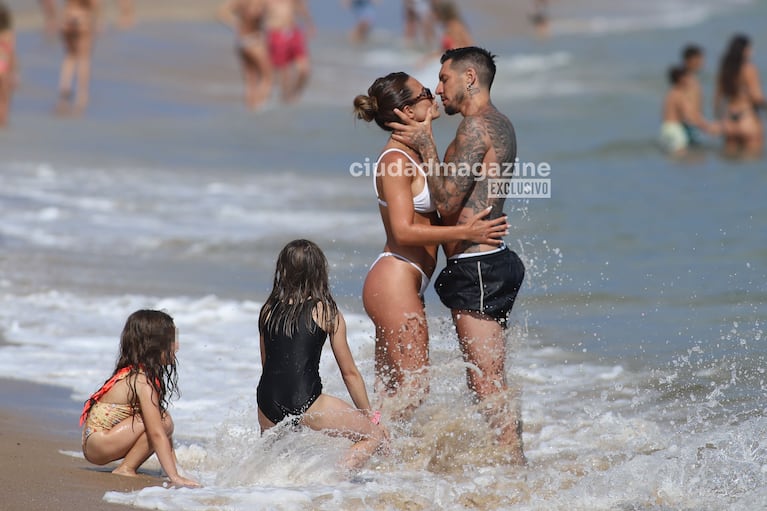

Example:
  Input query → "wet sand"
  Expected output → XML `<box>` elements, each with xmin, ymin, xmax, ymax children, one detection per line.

<box><xmin>0</xmin><ymin>378</ymin><xmax>158</xmax><ymax>511</ymax></box>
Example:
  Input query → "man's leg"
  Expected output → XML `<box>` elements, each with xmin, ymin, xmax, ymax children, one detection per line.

<box><xmin>452</xmin><ymin>309</ymin><xmax>525</xmax><ymax>464</ymax></box>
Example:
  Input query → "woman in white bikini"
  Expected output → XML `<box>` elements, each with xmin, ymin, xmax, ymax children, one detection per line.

<box><xmin>353</xmin><ymin>72</ymin><xmax>508</xmax><ymax>420</ymax></box>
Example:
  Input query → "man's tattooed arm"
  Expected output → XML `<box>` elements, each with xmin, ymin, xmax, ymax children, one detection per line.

<box><xmin>429</xmin><ymin>115</ymin><xmax>488</xmax><ymax>217</ymax></box>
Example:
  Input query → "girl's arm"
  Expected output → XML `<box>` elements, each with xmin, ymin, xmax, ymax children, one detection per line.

<box><xmin>379</xmin><ymin>152</ymin><xmax>508</xmax><ymax>247</ymax></box>
<box><xmin>259</xmin><ymin>331</ymin><xmax>266</xmax><ymax>369</ymax></box>
<box><xmin>135</xmin><ymin>374</ymin><xmax>200</xmax><ymax>488</ymax></box>
<box><xmin>326</xmin><ymin>310</ymin><xmax>373</xmax><ymax>414</ymax></box>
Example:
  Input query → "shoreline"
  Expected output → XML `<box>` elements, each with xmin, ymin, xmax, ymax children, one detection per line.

<box><xmin>0</xmin><ymin>378</ymin><xmax>157</xmax><ymax>511</ymax></box>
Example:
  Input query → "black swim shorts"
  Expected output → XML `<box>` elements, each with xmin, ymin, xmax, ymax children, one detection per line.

<box><xmin>434</xmin><ymin>246</ymin><xmax>525</xmax><ymax>328</ymax></box>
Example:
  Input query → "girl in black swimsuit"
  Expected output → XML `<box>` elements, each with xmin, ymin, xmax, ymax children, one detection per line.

<box><xmin>257</xmin><ymin>239</ymin><xmax>388</xmax><ymax>470</ymax></box>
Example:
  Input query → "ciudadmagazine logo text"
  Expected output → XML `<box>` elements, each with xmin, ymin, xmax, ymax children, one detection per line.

<box><xmin>348</xmin><ymin>158</ymin><xmax>552</xmax><ymax>199</ymax></box>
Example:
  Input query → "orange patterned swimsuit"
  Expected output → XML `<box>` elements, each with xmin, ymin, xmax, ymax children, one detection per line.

<box><xmin>80</xmin><ymin>367</ymin><xmax>139</xmax><ymax>450</ymax></box>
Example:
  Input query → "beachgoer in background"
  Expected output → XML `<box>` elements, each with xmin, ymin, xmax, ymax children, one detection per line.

<box><xmin>264</xmin><ymin>0</ymin><xmax>313</xmax><ymax>103</ymax></box>
<box><xmin>680</xmin><ymin>44</ymin><xmax>705</xmax><ymax>145</ymax></box>
<box><xmin>115</xmin><ymin>0</ymin><xmax>134</xmax><ymax>29</ymax></box>
<box><xmin>219</xmin><ymin>0</ymin><xmax>272</xmax><ymax>110</ymax></box>
<box><xmin>660</xmin><ymin>66</ymin><xmax>719</xmax><ymax>156</ymax></box>
<box><xmin>56</xmin><ymin>0</ymin><xmax>99</xmax><ymax>115</ymax></box>
<box><xmin>0</xmin><ymin>1</ymin><xmax>17</xmax><ymax>127</ymax></box>
<box><xmin>529</xmin><ymin>0</ymin><xmax>549</xmax><ymax>39</ymax></box>
<box><xmin>257</xmin><ymin>240</ymin><xmax>388</xmax><ymax>470</ymax></box>
<box><xmin>403</xmin><ymin>0</ymin><xmax>434</xmax><ymax>49</ymax></box>
<box><xmin>344</xmin><ymin>0</ymin><xmax>376</xmax><ymax>45</ymax></box>
<box><xmin>353</xmin><ymin>72</ymin><xmax>508</xmax><ymax>420</ymax></box>
<box><xmin>433</xmin><ymin>1</ymin><xmax>472</xmax><ymax>51</ymax></box>
<box><xmin>389</xmin><ymin>47</ymin><xmax>527</xmax><ymax>464</ymax></box>
<box><xmin>715</xmin><ymin>34</ymin><xmax>765</xmax><ymax>157</ymax></box>
<box><xmin>418</xmin><ymin>0</ymin><xmax>472</xmax><ymax>65</ymax></box>
<box><xmin>39</xmin><ymin>0</ymin><xmax>59</xmax><ymax>37</ymax></box>
<box><xmin>79</xmin><ymin>310</ymin><xmax>200</xmax><ymax>488</ymax></box>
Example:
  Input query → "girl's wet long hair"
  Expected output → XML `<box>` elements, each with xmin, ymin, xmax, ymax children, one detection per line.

<box><xmin>718</xmin><ymin>34</ymin><xmax>750</xmax><ymax>99</ymax></box>
<box><xmin>87</xmin><ymin>310</ymin><xmax>179</xmax><ymax>415</ymax></box>
<box><xmin>259</xmin><ymin>239</ymin><xmax>339</xmax><ymax>337</ymax></box>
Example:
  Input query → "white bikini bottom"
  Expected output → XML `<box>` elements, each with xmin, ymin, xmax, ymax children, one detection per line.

<box><xmin>370</xmin><ymin>252</ymin><xmax>430</xmax><ymax>297</ymax></box>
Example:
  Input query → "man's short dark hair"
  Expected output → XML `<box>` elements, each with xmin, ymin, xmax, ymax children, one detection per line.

<box><xmin>682</xmin><ymin>44</ymin><xmax>703</xmax><ymax>62</ymax></box>
<box><xmin>441</xmin><ymin>46</ymin><xmax>497</xmax><ymax>90</ymax></box>
<box><xmin>668</xmin><ymin>65</ymin><xmax>687</xmax><ymax>85</ymax></box>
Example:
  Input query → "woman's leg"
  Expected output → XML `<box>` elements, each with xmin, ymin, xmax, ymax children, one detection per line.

<box><xmin>240</xmin><ymin>42</ymin><xmax>272</xmax><ymax>110</ymax></box>
<box><xmin>57</xmin><ymin>30</ymin><xmax>78</xmax><ymax>112</ymax></box>
<box><xmin>743</xmin><ymin>117</ymin><xmax>764</xmax><ymax>157</ymax></box>
<box><xmin>73</xmin><ymin>31</ymin><xmax>92</xmax><ymax>111</ymax></box>
<box><xmin>363</xmin><ymin>257</ymin><xmax>430</xmax><ymax>419</ymax></box>
<box><xmin>0</xmin><ymin>79</ymin><xmax>9</xmax><ymax>126</ymax></box>
<box><xmin>302</xmin><ymin>394</ymin><xmax>385</xmax><ymax>470</ymax></box>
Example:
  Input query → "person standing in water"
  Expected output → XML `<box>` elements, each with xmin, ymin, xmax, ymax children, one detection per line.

<box><xmin>715</xmin><ymin>34</ymin><xmax>766</xmax><ymax>158</ymax></box>
<box><xmin>264</xmin><ymin>0</ymin><xmax>314</xmax><ymax>103</ymax></box>
<box><xmin>257</xmin><ymin>239</ymin><xmax>388</xmax><ymax>470</ymax></box>
<box><xmin>354</xmin><ymin>71</ymin><xmax>508</xmax><ymax>420</ymax></box>
<box><xmin>219</xmin><ymin>0</ymin><xmax>272</xmax><ymax>110</ymax></box>
<box><xmin>56</xmin><ymin>0</ymin><xmax>99</xmax><ymax>115</ymax></box>
<box><xmin>660</xmin><ymin>66</ymin><xmax>720</xmax><ymax>156</ymax></box>
<box><xmin>389</xmin><ymin>47</ymin><xmax>527</xmax><ymax>464</ymax></box>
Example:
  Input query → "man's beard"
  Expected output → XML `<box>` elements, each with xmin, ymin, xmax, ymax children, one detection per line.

<box><xmin>443</xmin><ymin>88</ymin><xmax>464</xmax><ymax>115</ymax></box>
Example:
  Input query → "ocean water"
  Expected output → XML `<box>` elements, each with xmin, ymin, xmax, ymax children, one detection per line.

<box><xmin>1</xmin><ymin>1</ymin><xmax>766</xmax><ymax>509</ymax></box>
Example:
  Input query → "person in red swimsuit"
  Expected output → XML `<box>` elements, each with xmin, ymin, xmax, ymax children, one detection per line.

<box><xmin>264</xmin><ymin>0</ymin><xmax>314</xmax><ymax>103</ymax></box>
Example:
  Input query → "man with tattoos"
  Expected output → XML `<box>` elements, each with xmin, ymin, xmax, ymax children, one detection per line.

<box><xmin>390</xmin><ymin>46</ymin><xmax>526</xmax><ymax>464</ymax></box>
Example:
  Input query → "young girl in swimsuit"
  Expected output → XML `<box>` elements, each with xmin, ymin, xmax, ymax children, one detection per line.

<box><xmin>0</xmin><ymin>1</ymin><xmax>17</xmax><ymax>127</ymax></box>
<box><xmin>353</xmin><ymin>73</ymin><xmax>508</xmax><ymax>420</ymax></box>
<box><xmin>257</xmin><ymin>239</ymin><xmax>388</xmax><ymax>470</ymax></box>
<box><xmin>218</xmin><ymin>0</ymin><xmax>272</xmax><ymax>110</ymax></box>
<box><xmin>80</xmin><ymin>309</ymin><xmax>200</xmax><ymax>488</ymax></box>
<box><xmin>715</xmin><ymin>34</ymin><xmax>766</xmax><ymax>157</ymax></box>
<box><xmin>57</xmin><ymin>0</ymin><xmax>98</xmax><ymax>115</ymax></box>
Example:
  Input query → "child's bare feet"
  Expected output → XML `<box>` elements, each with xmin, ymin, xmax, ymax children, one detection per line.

<box><xmin>112</xmin><ymin>465</ymin><xmax>139</xmax><ymax>477</ymax></box>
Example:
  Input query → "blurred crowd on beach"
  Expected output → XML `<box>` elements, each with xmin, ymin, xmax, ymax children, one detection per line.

<box><xmin>0</xmin><ymin>0</ymin><xmax>548</xmax><ymax>122</ymax></box>
<box><xmin>0</xmin><ymin>0</ymin><xmax>763</xmax><ymax>159</ymax></box>
<box><xmin>660</xmin><ymin>36</ymin><xmax>765</xmax><ymax>159</ymax></box>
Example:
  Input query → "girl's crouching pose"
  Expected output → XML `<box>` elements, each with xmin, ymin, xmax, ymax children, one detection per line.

<box><xmin>80</xmin><ymin>309</ymin><xmax>200</xmax><ymax>488</ymax></box>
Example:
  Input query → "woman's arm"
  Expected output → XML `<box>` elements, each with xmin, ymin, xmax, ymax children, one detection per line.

<box><xmin>379</xmin><ymin>152</ymin><xmax>507</xmax><ymax>247</ymax></box>
<box><xmin>217</xmin><ymin>0</ymin><xmax>238</xmax><ymax>28</ymax></box>
<box><xmin>39</xmin><ymin>0</ymin><xmax>58</xmax><ymax>34</ymax></box>
<box><xmin>744</xmin><ymin>63</ymin><xmax>766</xmax><ymax>109</ymax></box>
<box><xmin>326</xmin><ymin>310</ymin><xmax>373</xmax><ymax>413</ymax></box>
<box><xmin>713</xmin><ymin>78</ymin><xmax>725</xmax><ymax>120</ymax></box>
<box><xmin>135</xmin><ymin>375</ymin><xmax>199</xmax><ymax>487</ymax></box>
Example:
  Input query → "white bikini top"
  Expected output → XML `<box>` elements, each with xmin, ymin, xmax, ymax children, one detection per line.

<box><xmin>373</xmin><ymin>148</ymin><xmax>436</xmax><ymax>214</ymax></box>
